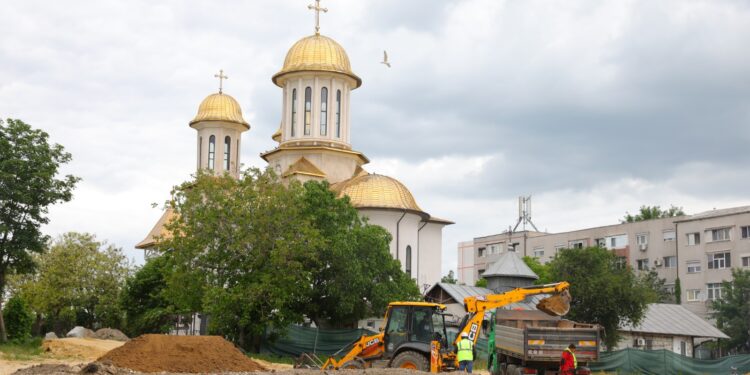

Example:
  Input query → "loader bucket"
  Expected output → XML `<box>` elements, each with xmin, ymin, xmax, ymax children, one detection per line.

<box><xmin>536</xmin><ymin>290</ymin><xmax>571</xmax><ymax>316</ymax></box>
<box><xmin>294</xmin><ymin>353</ymin><xmax>324</xmax><ymax>369</ymax></box>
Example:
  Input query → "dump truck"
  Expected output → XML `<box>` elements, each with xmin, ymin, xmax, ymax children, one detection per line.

<box><xmin>492</xmin><ymin>309</ymin><xmax>599</xmax><ymax>375</ymax></box>
<box><xmin>295</xmin><ymin>282</ymin><xmax>573</xmax><ymax>373</ymax></box>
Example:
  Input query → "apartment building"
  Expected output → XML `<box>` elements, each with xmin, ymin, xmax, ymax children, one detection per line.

<box><xmin>458</xmin><ymin>205</ymin><xmax>750</xmax><ymax>321</ymax></box>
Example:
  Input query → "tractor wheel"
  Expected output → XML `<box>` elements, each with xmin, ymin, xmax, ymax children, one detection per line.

<box><xmin>340</xmin><ymin>359</ymin><xmax>365</xmax><ymax>369</ymax></box>
<box><xmin>391</xmin><ymin>351</ymin><xmax>430</xmax><ymax>371</ymax></box>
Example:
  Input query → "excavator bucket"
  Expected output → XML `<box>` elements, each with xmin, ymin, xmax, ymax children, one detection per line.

<box><xmin>294</xmin><ymin>353</ymin><xmax>325</xmax><ymax>369</ymax></box>
<box><xmin>536</xmin><ymin>290</ymin><xmax>571</xmax><ymax>316</ymax></box>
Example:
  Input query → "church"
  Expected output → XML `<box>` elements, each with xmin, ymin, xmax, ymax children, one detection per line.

<box><xmin>136</xmin><ymin>3</ymin><xmax>452</xmax><ymax>289</ymax></box>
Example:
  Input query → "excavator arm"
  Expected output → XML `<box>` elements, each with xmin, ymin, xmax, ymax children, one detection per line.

<box><xmin>455</xmin><ymin>282</ymin><xmax>571</xmax><ymax>347</ymax></box>
<box><xmin>319</xmin><ymin>332</ymin><xmax>385</xmax><ymax>369</ymax></box>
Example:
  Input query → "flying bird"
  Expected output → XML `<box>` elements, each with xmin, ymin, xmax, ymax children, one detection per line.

<box><xmin>380</xmin><ymin>50</ymin><xmax>391</xmax><ymax>68</ymax></box>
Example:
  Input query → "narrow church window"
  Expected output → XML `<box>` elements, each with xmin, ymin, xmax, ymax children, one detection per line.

<box><xmin>406</xmin><ymin>245</ymin><xmax>412</xmax><ymax>277</ymax></box>
<box><xmin>208</xmin><ymin>135</ymin><xmax>216</xmax><ymax>170</ymax></box>
<box><xmin>304</xmin><ymin>87</ymin><xmax>312</xmax><ymax>135</ymax></box>
<box><xmin>236</xmin><ymin>139</ymin><xmax>240</xmax><ymax>173</ymax></box>
<box><xmin>336</xmin><ymin>90</ymin><xmax>341</xmax><ymax>138</ymax></box>
<box><xmin>224</xmin><ymin>136</ymin><xmax>231</xmax><ymax>171</ymax></box>
<box><xmin>198</xmin><ymin>137</ymin><xmax>202</xmax><ymax>170</ymax></box>
<box><xmin>291</xmin><ymin>89</ymin><xmax>297</xmax><ymax>137</ymax></box>
<box><xmin>320</xmin><ymin>87</ymin><xmax>328</xmax><ymax>136</ymax></box>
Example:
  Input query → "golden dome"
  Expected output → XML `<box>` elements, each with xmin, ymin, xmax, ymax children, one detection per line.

<box><xmin>335</xmin><ymin>173</ymin><xmax>423</xmax><ymax>213</ymax></box>
<box><xmin>190</xmin><ymin>93</ymin><xmax>249</xmax><ymax>129</ymax></box>
<box><xmin>272</xmin><ymin>34</ymin><xmax>361</xmax><ymax>88</ymax></box>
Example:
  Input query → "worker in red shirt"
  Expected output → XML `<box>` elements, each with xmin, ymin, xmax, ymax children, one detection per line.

<box><xmin>560</xmin><ymin>344</ymin><xmax>577</xmax><ymax>375</ymax></box>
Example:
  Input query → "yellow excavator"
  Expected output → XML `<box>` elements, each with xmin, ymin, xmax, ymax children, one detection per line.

<box><xmin>297</xmin><ymin>282</ymin><xmax>571</xmax><ymax>372</ymax></box>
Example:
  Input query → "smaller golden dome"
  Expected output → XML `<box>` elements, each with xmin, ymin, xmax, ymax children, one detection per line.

<box><xmin>190</xmin><ymin>93</ymin><xmax>249</xmax><ymax>129</ymax></box>
<box><xmin>272</xmin><ymin>34</ymin><xmax>361</xmax><ymax>88</ymax></box>
<box><xmin>335</xmin><ymin>173</ymin><xmax>423</xmax><ymax>213</ymax></box>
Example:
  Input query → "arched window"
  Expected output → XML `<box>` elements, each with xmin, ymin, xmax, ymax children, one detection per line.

<box><xmin>291</xmin><ymin>89</ymin><xmax>297</xmax><ymax>137</ymax></box>
<box><xmin>304</xmin><ymin>87</ymin><xmax>312</xmax><ymax>135</ymax></box>
<box><xmin>224</xmin><ymin>136</ymin><xmax>231</xmax><ymax>171</ymax></box>
<box><xmin>236</xmin><ymin>139</ymin><xmax>240</xmax><ymax>173</ymax></box>
<box><xmin>208</xmin><ymin>135</ymin><xmax>216</xmax><ymax>170</ymax></box>
<box><xmin>335</xmin><ymin>90</ymin><xmax>342</xmax><ymax>138</ymax></box>
<box><xmin>320</xmin><ymin>87</ymin><xmax>328</xmax><ymax>136</ymax></box>
<box><xmin>198</xmin><ymin>136</ymin><xmax>202</xmax><ymax>170</ymax></box>
<box><xmin>405</xmin><ymin>245</ymin><xmax>412</xmax><ymax>277</ymax></box>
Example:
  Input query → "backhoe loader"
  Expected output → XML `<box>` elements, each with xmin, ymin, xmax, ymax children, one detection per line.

<box><xmin>296</xmin><ymin>282</ymin><xmax>571</xmax><ymax>372</ymax></box>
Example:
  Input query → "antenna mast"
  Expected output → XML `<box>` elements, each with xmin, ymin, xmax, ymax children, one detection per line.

<box><xmin>512</xmin><ymin>195</ymin><xmax>539</xmax><ymax>232</ymax></box>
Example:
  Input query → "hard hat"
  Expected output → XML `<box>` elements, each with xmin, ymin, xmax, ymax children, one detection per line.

<box><xmin>461</xmin><ymin>332</ymin><xmax>469</xmax><ymax>338</ymax></box>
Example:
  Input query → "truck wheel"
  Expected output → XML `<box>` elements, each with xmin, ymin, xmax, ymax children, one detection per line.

<box><xmin>506</xmin><ymin>364</ymin><xmax>521</xmax><ymax>375</ymax></box>
<box><xmin>391</xmin><ymin>351</ymin><xmax>429</xmax><ymax>371</ymax></box>
<box><xmin>491</xmin><ymin>364</ymin><xmax>505</xmax><ymax>375</ymax></box>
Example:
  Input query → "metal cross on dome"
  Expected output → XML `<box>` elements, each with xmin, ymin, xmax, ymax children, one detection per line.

<box><xmin>214</xmin><ymin>69</ymin><xmax>228</xmax><ymax>94</ymax></box>
<box><xmin>308</xmin><ymin>0</ymin><xmax>328</xmax><ymax>35</ymax></box>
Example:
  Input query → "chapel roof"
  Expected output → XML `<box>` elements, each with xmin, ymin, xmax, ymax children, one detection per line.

<box><xmin>272</xmin><ymin>34</ymin><xmax>361</xmax><ymax>88</ymax></box>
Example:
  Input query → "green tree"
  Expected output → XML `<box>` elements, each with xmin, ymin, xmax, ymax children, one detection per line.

<box><xmin>120</xmin><ymin>255</ymin><xmax>174</xmax><ymax>336</ymax></box>
<box><xmin>638</xmin><ymin>270</ymin><xmax>674</xmax><ymax>303</ymax></box>
<box><xmin>297</xmin><ymin>181</ymin><xmax>421</xmax><ymax>327</ymax></box>
<box><xmin>522</xmin><ymin>256</ymin><xmax>552</xmax><ymax>285</ymax></box>
<box><xmin>621</xmin><ymin>205</ymin><xmax>685</xmax><ymax>223</ymax></box>
<box><xmin>712</xmin><ymin>269</ymin><xmax>750</xmax><ymax>353</ymax></box>
<box><xmin>12</xmin><ymin>233</ymin><xmax>131</xmax><ymax>334</ymax></box>
<box><xmin>475</xmin><ymin>278</ymin><xmax>488</xmax><ymax>288</ymax></box>
<box><xmin>441</xmin><ymin>270</ymin><xmax>458</xmax><ymax>284</ymax></box>
<box><xmin>674</xmin><ymin>278</ymin><xmax>682</xmax><ymax>304</ymax></box>
<box><xmin>548</xmin><ymin>246</ymin><xmax>652</xmax><ymax>350</ymax></box>
<box><xmin>0</xmin><ymin>119</ymin><xmax>80</xmax><ymax>341</ymax></box>
<box><xmin>2</xmin><ymin>295</ymin><xmax>33</xmax><ymax>341</ymax></box>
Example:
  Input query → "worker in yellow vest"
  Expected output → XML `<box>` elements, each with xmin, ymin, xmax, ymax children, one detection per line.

<box><xmin>457</xmin><ymin>332</ymin><xmax>474</xmax><ymax>373</ymax></box>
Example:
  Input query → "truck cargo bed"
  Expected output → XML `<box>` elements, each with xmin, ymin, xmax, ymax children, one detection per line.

<box><xmin>495</xmin><ymin>325</ymin><xmax>600</xmax><ymax>363</ymax></box>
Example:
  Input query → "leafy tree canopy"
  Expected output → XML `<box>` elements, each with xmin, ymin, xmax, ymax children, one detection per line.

<box><xmin>475</xmin><ymin>278</ymin><xmax>488</xmax><ymax>288</ymax></box>
<box><xmin>0</xmin><ymin>118</ymin><xmax>80</xmax><ymax>341</ymax></box>
<box><xmin>712</xmin><ymin>269</ymin><xmax>750</xmax><ymax>353</ymax></box>
<box><xmin>622</xmin><ymin>205</ymin><xmax>685</xmax><ymax>223</ymax></box>
<box><xmin>638</xmin><ymin>270</ymin><xmax>674</xmax><ymax>304</ymax></box>
<box><xmin>11</xmin><ymin>232</ymin><xmax>131</xmax><ymax>334</ymax></box>
<box><xmin>522</xmin><ymin>256</ymin><xmax>552</xmax><ymax>285</ymax></box>
<box><xmin>2</xmin><ymin>295</ymin><xmax>33</xmax><ymax>341</ymax></box>
<box><xmin>441</xmin><ymin>270</ymin><xmax>458</xmax><ymax>284</ymax></box>
<box><xmin>120</xmin><ymin>255</ymin><xmax>174</xmax><ymax>336</ymax></box>
<box><xmin>548</xmin><ymin>246</ymin><xmax>653</xmax><ymax>350</ymax></box>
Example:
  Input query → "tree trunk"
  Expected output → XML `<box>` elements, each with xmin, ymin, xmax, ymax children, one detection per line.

<box><xmin>0</xmin><ymin>272</ymin><xmax>7</xmax><ymax>342</ymax></box>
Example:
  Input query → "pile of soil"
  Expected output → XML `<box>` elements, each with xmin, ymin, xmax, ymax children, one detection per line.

<box><xmin>42</xmin><ymin>338</ymin><xmax>125</xmax><ymax>360</ymax></box>
<box><xmin>98</xmin><ymin>334</ymin><xmax>266</xmax><ymax>373</ymax></box>
<box><xmin>537</xmin><ymin>291</ymin><xmax>571</xmax><ymax>316</ymax></box>
<box><xmin>94</xmin><ymin>328</ymin><xmax>129</xmax><ymax>342</ymax></box>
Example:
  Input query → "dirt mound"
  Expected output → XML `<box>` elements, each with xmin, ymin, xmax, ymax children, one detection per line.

<box><xmin>537</xmin><ymin>290</ymin><xmax>571</xmax><ymax>316</ymax></box>
<box><xmin>94</xmin><ymin>328</ymin><xmax>129</xmax><ymax>342</ymax></box>
<box><xmin>98</xmin><ymin>334</ymin><xmax>266</xmax><ymax>373</ymax></box>
<box><xmin>42</xmin><ymin>338</ymin><xmax>125</xmax><ymax>360</ymax></box>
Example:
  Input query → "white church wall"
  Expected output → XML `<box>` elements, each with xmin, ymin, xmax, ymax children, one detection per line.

<box><xmin>360</xmin><ymin>210</ymin><xmax>422</xmax><ymax>281</ymax></box>
<box><xmin>418</xmin><ymin>223</ymin><xmax>444</xmax><ymax>289</ymax></box>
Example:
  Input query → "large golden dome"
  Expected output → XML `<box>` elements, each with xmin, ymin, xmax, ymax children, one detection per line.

<box><xmin>272</xmin><ymin>34</ymin><xmax>361</xmax><ymax>88</ymax></box>
<box><xmin>190</xmin><ymin>93</ymin><xmax>249</xmax><ymax>129</ymax></box>
<box><xmin>335</xmin><ymin>173</ymin><xmax>423</xmax><ymax>213</ymax></box>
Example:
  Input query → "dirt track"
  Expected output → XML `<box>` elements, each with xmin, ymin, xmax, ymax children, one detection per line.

<box><xmin>13</xmin><ymin>365</ymin><xmax>438</xmax><ymax>374</ymax></box>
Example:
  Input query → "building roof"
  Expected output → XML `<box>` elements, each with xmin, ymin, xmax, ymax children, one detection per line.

<box><xmin>483</xmin><ymin>251</ymin><xmax>539</xmax><ymax>279</ymax></box>
<box><xmin>424</xmin><ymin>283</ymin><xmax>494</xmax><ymax>307</ymax></box>
<box><xmin>189</xmin><ymin>92</ymin><xmax>249</xmax><ymax>128</ymax></box>
<box><xmin>135</xmin><ymin>208</ymin><xmax>176</xmax><ymax>249</ymax></box>
<box><xmin>620</xmin><ymin>303</ymin><xmax>729</xmax><ymax>339</ymax></box>
<box><xmin>272</xmin><ymin>34</ymin><xmax>361</xmax><ymax>88</ymax></box>
<box><xmin>333</xmin><ymin>173</ymin><xmax>424</xmax><ymax>214</ymax></box>
<box><xmin>282</xmin><ymin>157</ymin><xmax>326</xmax><ymax>178</ymax></box>
<box><xmin>674</xmin><ymin>205</ymin><xmax>750</xmax><ymax>223</ymax></box>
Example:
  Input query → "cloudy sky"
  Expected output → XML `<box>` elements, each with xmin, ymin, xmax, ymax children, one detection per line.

<box><xmin>2</xmin><ymin>0</ymin><xmax>749</xmax><ymax>277</ymax></box>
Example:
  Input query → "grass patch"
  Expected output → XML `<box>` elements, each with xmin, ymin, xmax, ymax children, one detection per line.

<box><xmin>249</xmin><ymin>352</ymin><xmax>298</xmax><ymax>365</ymax></box>
<box><xmin>0</xmin><ymin>337</ymin><xmax>43</xmax><ymax>361</ymax></box>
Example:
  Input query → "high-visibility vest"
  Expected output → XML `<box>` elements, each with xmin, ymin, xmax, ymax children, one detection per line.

<box><xmin>564</xmin><ymin>348</ymin><xmax>577</xmax><ymax>368</ymax></box>
<box><xmin>457</xmin><ymin>338</ymin><xmax>473</xmax><ymax>361</ymax></box>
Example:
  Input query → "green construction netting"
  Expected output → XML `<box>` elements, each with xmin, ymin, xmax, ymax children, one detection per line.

<box><xmin>589</xmin><ymin>348</ymin><xmax>750</xmax><ymax>375</ymax></box>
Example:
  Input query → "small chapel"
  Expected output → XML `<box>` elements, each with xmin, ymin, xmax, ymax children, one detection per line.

<box><xmin>136</xmin><ymin>2</ymin><xmax>452</xmax><ymax>289</ymax></box>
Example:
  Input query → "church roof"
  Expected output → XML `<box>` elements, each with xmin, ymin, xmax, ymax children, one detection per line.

<box><xmin>190</xmin><ymin>92</ymin><xmax>249</xmax><ymax>129</ymax></box>
<box><xmin>135</xmin><ymin>208</ymin><xmax>176</xmax><ymax>249</ymax></box>
<box><xmin>272</xmin><ymin>34</ymin><xmax>361</xmax><ymax>88</ymax></box>
<box><xmin>333</xmin><ymin>173</ymin><xmax>424</xmax><ymax>215</ymax></box>
<box><xmin>272</xmin><ymin>125</ymin><xmax>282</xmax><ymax>142</ymax></box>
<box><xmin>483</xmin><ymin>251</ymin><xmax>539</xmax><ymax>280</ymax></box>
<box><xmin>282</xmin><ymin>157</ymin><xmax>326</xmax><ymax>178</ymax></box>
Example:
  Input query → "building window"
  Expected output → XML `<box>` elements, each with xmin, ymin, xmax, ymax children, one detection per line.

<box><xmin>610</xmin><ymin>237</ymin><xmax>617</xmax><ymax>248</ymax></box>
<box><xmin>687</xmin><ymin>261</ymin><xmax>702</xmax><ymax>273</ymax></box>
<box><xmin>742</xmin><ymin>255</ymin><xmax>750</xmax><ymax>268</ymax></box>
<box><xmin>291</xmin><ymin>88</ymin><xmax>297</xmax><ymax>137</ymax></box>
<box><xmin>533</xmin><ymin>247</ymin><xmax>544</xmax><ymax>258</ymax></box>
<box><xmin>663</xmin><ymin>256</ymin><xmax>677</xmax><ymax>268</ymax></box>
<box><xmin>478</xmin><ymin>247</ymin><xmax>486</xmax><ymax>257</ymax></box>
<box><xmin>686</xmin><ymin>289</ymin><xmax>701</xmax><ymax>302</ymax></box>
<box><xmin>223</xmin><ymin>136</ymin><xmax>231</xmax><ymax>171</ymax></box>
<box><xmin>304</xmin><ymin>87</ymin><xmax>312</xmax><ymax>135</ymax></box>
<box><xmin>708</xmin><ymin>227</ymin><xmax>731</xmax><ymax>242</ymax></box>
<box><xmin>478</xmin><ymin>269</ymin><xmax>485</xmax><ymax>277</ymax></box>
<box><xmin>208</xmin><ymin>135</ymin><xmax>216</xmax><ymax>170</ymax></box>
<box><xmin>707</xmin><ymin>283</ymin><xmax>723</xmax><ymax>300</ymax></box>
<box><xmin>198</xmin><ymin>136</ymin><xmax>202</xmax><ymax>170</ymax></box>
<box><xmin>488</xmin><ymin>244</ymin><xmax>502</xmax><ymax>255</ymax></box>
<box><xmin>405</xmin><ymin>245</ymin><xmax>412</xmax><ymax>277</ymax></box>
<box><xmin>335</xmin><ymin>90</ymin><xmax>341</xmax><ymax>138</ymax></box>
<box><xmin>320</xmin><ymin>87</ymin><xmax>328</xmax><ymax>136</ymax></box>
<box><xmin>707</xmin><ymin>252</ymin><xmax>731</xmax><ymax>269</ymax></box>
<box><xmin>569</xmin><ymin>240</ymin><xmax>585</xmax><ymax>249</ymax></box>
<box><xmin>554</xmin><ymin>245</ymin><xmax>565</xmax><ymax>252</ymax></box>
<box><xmin>615</xmin><ymin>256</ymin><xmax>627</xmax><ymax>269</ymax></box>
<box><xmin>663</xmin><ymin>230</ymin><xmax>676</xmax><ymax>241</ymax></box>
<box><xmin>742</xmin><ymin>226</ymin><xmax>750</xmax><ymax>239</ymax></box>
<box><xmin>687</xmin><ymin>232</ymin><xmax>700</xmax><ymax>246</ymax></box>
<box><xmin>637</xmin><ymin>259</ymin><xmax>649</xmax><ymax>271</ymax></box>
<box><xmin>236</xmin><ymin>139</ymin><xmax>240</xmax><ymax>172</ymax></box>
<box><xmin>636</xmin><ymin>233</ymin><xmax>648</xmax><ymax>245</ymax></box>
<box><xmin>595</xmin><ymin>238</ymin><xmax>606</xmax><ymax>247</ymax></box>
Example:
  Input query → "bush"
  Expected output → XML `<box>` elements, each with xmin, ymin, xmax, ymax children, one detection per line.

<box><xmin>3</xmin><ymin>295</ymin><xmax>34</xmax><ymax>340</ymax></box>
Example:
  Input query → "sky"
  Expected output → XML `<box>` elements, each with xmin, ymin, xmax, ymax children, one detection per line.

<box><xmin>2</xmin><ymin>0</ymin><xmax>749</xmax><ymax>278</ymax></box>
